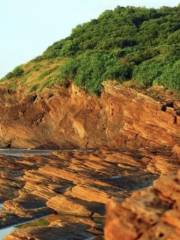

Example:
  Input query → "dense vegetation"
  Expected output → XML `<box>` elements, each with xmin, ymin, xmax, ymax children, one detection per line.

<box><xmin>2</xmin><ymin>5</ymin><xmax>180</xmax><ymax>94</ymax></box>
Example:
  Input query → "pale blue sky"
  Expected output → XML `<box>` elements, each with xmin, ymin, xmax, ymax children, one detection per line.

<box><xmin>0</xmin><ymin>0</ymin><xmax>179</xmax><ymax>77</ymax></box>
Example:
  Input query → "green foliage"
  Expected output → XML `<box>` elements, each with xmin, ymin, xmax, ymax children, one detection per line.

<box><xmin>167</xmin><ymin>30</ymin><xmax>180</xmax><ymax>44</ymax></box>
<box><xmin>44</xmin><ymin>6</ymin><xmax>180</xmax><ymax>58</ymax></box>
<box><xmin>59</xmin><ymin>52</ymin><xmax>132</xmax><ymax>94</ymax></box>
<box><xmin>42</xmin><ymin>5</ymin><xmax>180</xmax><ymax>93</ymax></box>
<box><xmin>5</xmin><ymin>66</ymin><xmax>24</xmax><ymax>79</ymax></box>
<box><xmin>133</xmin><ymin>58</ymin><xmax>165</xmax><ymax>87</ymax></box>
<box><xmin>2</xmin><ymin>6</ymin><xmax>180</xmax><ymax>94</ymax></box>
<box><xmin>17</xmin><ymin>219</ymin><xmax>49</xmax><ymax>229</ymax></box>
<box><xmin>157</xmin><ymin>60</ymin><xmax>180</xmax><ymax>91</ymax></box>
<box><xmin>61</xmin><ymin>40</ymin><xmax>80</xmax><ymax>56</ymax></box>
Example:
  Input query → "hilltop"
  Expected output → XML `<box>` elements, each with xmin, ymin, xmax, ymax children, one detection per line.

<box><xmin>0</xmin><ymin>5</ymin><xmax>180</xmax><ymax>94</ymax></box>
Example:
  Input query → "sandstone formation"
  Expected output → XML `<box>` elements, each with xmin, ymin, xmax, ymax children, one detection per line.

<box><xmin>105</xmin><ymin>171</ymin><xmax>180</xmax><ymax>240</ymax></box>
<box><xmin>0</xmin><ymin>144</ymin><xmax>178</xmax><ymax>240</ymax></box>
<box><xmin>0</xmin><ymin>83</ymin><xmax>179</xmax><ymax>239</ymax></box>
<box><xmin>0</xmin><ymin>82</ymin><xmax>179</xmax><ymax>149</ymax></box>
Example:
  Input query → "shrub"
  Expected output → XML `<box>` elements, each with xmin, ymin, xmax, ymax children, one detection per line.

<box><xmin>157</xmin><ymin>60</ymin><xmax>180</xmax><ymax>91</ymax></box>
<box><xmin>5</xmin><ymin>66</ymin><xmax>24</xmax><ymax>79</ymax></box>
<box><xmin>59</xmin><ymin>52</ymin><xmax>132</xmax><ymax>94</ymax></box>
<box><xmin>133</xmin><ymin>58</ymin><xmax>164</xmax><ymax>87</ymax></box>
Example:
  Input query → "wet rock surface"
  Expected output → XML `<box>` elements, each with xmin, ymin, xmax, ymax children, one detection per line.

<box><xmin>0</xmin><ymin>145</ymin><xmax>179</xmax><ymax>240</ymax></box>
<box><xmin>104</xmin><ymin>142</ymin><xmax>180</xmax><ymax>240</ymax></box>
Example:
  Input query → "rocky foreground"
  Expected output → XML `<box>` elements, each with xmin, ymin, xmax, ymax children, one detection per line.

<box><xmin>0</xmin><ymin>145</ymin><xmax>178</xmax><ymax>240</ymax></box>
<box><xmin>105</xmin><ymin>170</ymin><xmax>180</xmax><ymax>240</ymax></box>
<box><xmin>0</xmin><ymin>83</ymin><xmax>179</xmax><ymax>239</ymax></box>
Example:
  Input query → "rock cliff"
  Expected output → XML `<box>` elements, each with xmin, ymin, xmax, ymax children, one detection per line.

<box><xmin>0</xmin><ymin>82</ymin><xmax>179</xmax><ymax>150</ymax></box>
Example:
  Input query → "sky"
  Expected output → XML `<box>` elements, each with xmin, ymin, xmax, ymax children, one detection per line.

<box><xmin>0</xmin><ymin>0</ymin><xmax>179</xmax><ymax>77</ymax></box>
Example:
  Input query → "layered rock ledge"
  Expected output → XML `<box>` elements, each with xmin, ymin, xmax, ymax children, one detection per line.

<box><xmin>0</xmin><ymin>83</ymin><xmax>179</xmax><ymax>239</ymax></box>
<box><xmin>0</xmin><ymin>144</ymin><xmax>178</xmax><ymax>240</ymax></box>
<box><xmin>0</xmin><ymin>82</ymin><xmax>179</xmax><ymax>149</ymax></box>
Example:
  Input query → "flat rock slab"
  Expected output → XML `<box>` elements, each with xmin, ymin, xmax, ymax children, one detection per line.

<box><xmin>0</xmin><ymin>147</ymin><xmax>179</xmax><ymax>239</ymax></box>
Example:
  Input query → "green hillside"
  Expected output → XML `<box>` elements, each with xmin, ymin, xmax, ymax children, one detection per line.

<box><xmin>1</xmin><ymin>5</ymin><xmax>180</xmax><ymax>94</ymax></box>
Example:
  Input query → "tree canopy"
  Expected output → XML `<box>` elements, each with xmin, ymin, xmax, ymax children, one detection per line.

<box><xmin>3</xmin><ymin>6</ymin><xmax>180</xmax><ymax>94</ymax></box>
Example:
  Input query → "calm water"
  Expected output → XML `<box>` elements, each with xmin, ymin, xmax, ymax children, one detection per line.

<box><xmin>0</xmin><ymin>148</ymin><xmax>94</xmax><ymax>157</ymax></box>
<box><xmin>0</xmin><ymin>226</ymin><xmax>14</xmax><ymax>240</ymax></box>
<box><xmin>0</xmin><ymin>204</ymin><xmax>14</xmax><ymax>240</ymax></box>
<box><xmin>0</xmin><ymin>148</ymin><xmax>54</xmax><ymax>157</ymax></box>
<box><xmin>0</xmin><ymin>215</ymin><xmax>48</xmax><ymax>240</ymax></box>
<box><xmin>0</xmin><ymin>203</ymin><xmax>48</xmax><ymax>240</ymax></box>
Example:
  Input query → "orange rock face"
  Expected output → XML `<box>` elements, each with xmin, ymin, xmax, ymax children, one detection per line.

<box><xmin>105</xmin><ymin>171</ymin><xmax>180</xmax><ymax>240</ymax></box>
<box><xmin>0</xmin><ymin>82</ymin><xmax>179</xmax><ymax>149</ymax></box>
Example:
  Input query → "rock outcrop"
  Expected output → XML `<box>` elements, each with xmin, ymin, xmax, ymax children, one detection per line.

<box><xmin>104</xmin><ymin>121</ymin><xmax>180</xmax><ymax>240</ymax></box>
<box><xmin>0</xmin><ymin>145</ymin><xmax>178</xmax><ymax>240</ymax></box>
<box><xmin>0</xmin><ymin>82</ymin><xmax>179</xmax><ymax>149</ymax></box>
<box><xmin>105</xmin><ymin>171</ymin><xmax>180</xmax><ymax>240</ymax></box>
<box><xmin>0</xmin><ymin>83</ymin><xmax>179</xmax><ymax>239</ymax></box>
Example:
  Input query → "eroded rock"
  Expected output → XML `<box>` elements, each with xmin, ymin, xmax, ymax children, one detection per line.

<box><xmin>105</xmin><ymin>171</ymin><xmax>180</xmax><ymax>240</ymax></box>
<box><xmin>0</xmin><ymin>83</ymin><xmax>179</xmax><ymax>149</ymax></box>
